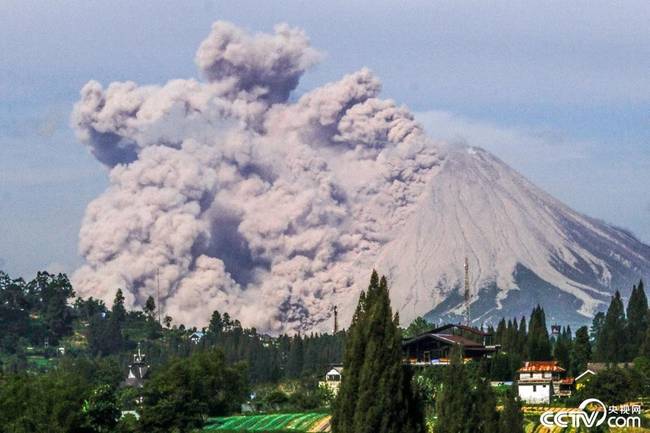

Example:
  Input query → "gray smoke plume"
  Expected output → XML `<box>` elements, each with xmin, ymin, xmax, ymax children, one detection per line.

<box><xmin>71</xmin><ymin>21</ymin><xmax>440</xmax><ymax>333</ymax></box>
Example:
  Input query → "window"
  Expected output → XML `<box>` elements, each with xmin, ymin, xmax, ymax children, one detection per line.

<box><xmin>533</xmin><ymin>385</ymin><xmax>537</xmax><ymax>392</ymax></box>
<box><xmin>530</xmin><ymin>373</ymin><xmax>533</xmax><ymax>378</ymax></box>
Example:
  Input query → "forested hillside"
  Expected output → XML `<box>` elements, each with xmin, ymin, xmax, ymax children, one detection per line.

<box><xmin>1</xmin><ymin>270</ymin><xmax>649</xmax><ymax>432</ymax></box>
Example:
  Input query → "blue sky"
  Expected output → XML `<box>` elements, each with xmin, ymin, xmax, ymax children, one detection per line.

<box><xmin>1</xmin><ymin>0</ymin><xmax>648</xmax><ymax>278</ymax></box>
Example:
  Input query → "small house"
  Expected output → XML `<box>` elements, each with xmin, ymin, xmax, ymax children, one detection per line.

<box><xmin>189</xmin><ymin>331</ymin><xmax>205</xmax><ymax>344</ymax></box>
<box><xmin>319</xmin><ymin>366</ymin><xmax>343</xmax><ymax>396</ymax></box>
<box><xmin>517</xmin><ymin>361</ymin><xmax>572</xmax><ymax>404</ymax></box>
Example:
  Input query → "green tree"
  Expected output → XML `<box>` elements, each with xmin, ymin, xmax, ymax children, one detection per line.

<box><xmin>112</xmin><ymin>289</ymin><xmax>127</xmax><ymax>325</ymax></box>
<box><xmin>88</xmin><ymin>313</ymin><xmax>123</xmax><ymax>356</ymax></box>
<box><xmin>633</xmin><ymin>356</ymin><xmax>650</xmax><ymax>397</ymax></box>
<box><xmin>332</xmin><ymin>271</ymin><xmax>424</xmax><ymax>433</ymax></box>
<box><xmin>499</xmin><ymin>388</ymin><xmax>524</xmax><ymax>433</ymax></box>
<box><xmin>0</xmin><ymin>273</ymin><xmax>31</xmax><ymax>353</ymax></box>
<box><xmin>626</xmin><ymin>280</ymin><xmax>648</xmax><ymax>358</ymax></box>
<box><xmin>473</xmin><ymin>377</ymin><xmax>499</xmax><ymax>433</ymax></box>
<box><xmin>27</xmin><ymin>272</ymin><xmax>76</xmax><ymax>344</ymax></box>
<box><xmin>641</xmin><ymin>326</ymin><xmax>650</xmax><ymax>358</ymax></box>
<box><xmin>584</xmin><ymin>366</ymin><xmax>639</xmax><ymax>404</ymax></box>
<box><xmin>74</xmin><ymin>297</ymin><xmax>107</xmax><ymax>322</ymax></box>
<box><xmin>553</xmin><ymin>327</ymin><xmax>571</xmax><ymax>371</ymax></box>
<box><xmin>82</xmin><ymin>384</ymin><xmax>120</xmax><ymax>433</ymax></box>
<box><xmin>527</xmin><ymin>305</ymin><xmax>551</xmax><ymax>360</ymax></box>
<box><xmin>489</xmin><ymin>352</ymin><xmax>513</xmax><ymax>381</ymax></box>
<box><xmin>570</xmin><ymin>326</ymin><xmax>591</xmax><ymax>376</ymax></box>
<box><xmin>595</xmin><ymin>291</ymin><xmax>627</xmax><ymax>362</ymax></box>
<box><xmin>138</xmin><ymin>348</ymin><xmax>247</xmax><ymax>433</ymax></box>
<box><xmin>436</xmin><ymin>347</ymin><xmax>475</xmax><ymax>433</ymax></box>
<box><xmin>143</xmin><ymin>295</ymin><xmax>156</xmax><ymax>320</ymax></box>
<box><xmin>287</xmin><ymin>334</ymin><xmax>304</xmax><ymax>379</ymax></box>
<box><xmin>0</xmin><ymin>365</ymin><xmax>92</xmax><ymax>432</ymax></box>
<box><xmin>208</xmin><ymin>310</ymin><xmax>223</xmax><ymax>335</ymax></box>
<box><xmin>332</xmin><ymin>289</ymin><xmax>367</xmax><ymax>433</ymax></box>
<box><xmin>516</xmin><ymin>317</ymin><xmax>527</xmax><ymax>356</ymax></box>
<box><xmin>590</xmin><ymin>311</ymin><xmax>605</xmax><ymax>342</ymax></box>
<box><xmin>404</xmin><ymin>316</ymin><xmax>433</xmax><ymax>338</ymax></box>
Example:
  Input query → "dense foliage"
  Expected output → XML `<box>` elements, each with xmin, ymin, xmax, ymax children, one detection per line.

<box><xmin>0</xmin><ymin>270</ymin><xmax>343</xmax><ymax>432</ymax></box>
<box><xmin>138</xmin><ymin>349</ymin><xmax>248</xmax><ymax>432</ymax></box>
<box><xmin>1</xmin><ymin>267</ymin><xmax>648</xmax><ymax>432</ymax></box>
<box><xmin>470</xmin><ymin>279</ymin><xmax>650</xmax><ymax>382</ymax></box>
<box><xmin>332</xmin><ymin>270</ymin><xmax>425</xmax><ymax>433</ymax></box>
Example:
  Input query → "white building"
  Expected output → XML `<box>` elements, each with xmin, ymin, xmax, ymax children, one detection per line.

<box><xmin>517</xmin><ymin>361</ymin><xmax>571</xmax><ymax>404</ymax></box>
<box><xmin>318</xmin><ymin>366</ymin><xmax>343</xmax><ymax>396</ymax></box>
<box><xmin>189</xmin><ymin>331</ymin><xmax>205</xmax><ymax>344</ymax></box>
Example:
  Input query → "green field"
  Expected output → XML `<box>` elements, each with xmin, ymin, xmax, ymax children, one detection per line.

<box><xmin>203</xmin><ymin>412</ymin><xmax>331</xmax><ymax>432</ymax></box>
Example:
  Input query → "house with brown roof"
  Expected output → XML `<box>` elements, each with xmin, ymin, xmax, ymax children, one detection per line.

<box><xmin>517</xmin><ymin>361</ymin><xmax>573</xmax><ymax>404</ymax></box>
<box><xmin>402</xmin><ymin>323</ymin><xmax>498</xmax><ymax>365</ymax></box>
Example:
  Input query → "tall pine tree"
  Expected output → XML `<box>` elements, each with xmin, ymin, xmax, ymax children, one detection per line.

<box><xmin>595</xmin><ymin>291</ymin><xmax>627</xmax><ymax>362</ymax></box>
<box><xmin>590</xmin><ymin>312</ymin><xmax>605</xmax><ymax>342</ymax></box>
<box><xmin>473</xmin><ymin>376</ymin><xmax>499</xmax><ymax>433</ymax></box>
<box><xmin>499</xmin><ymin>388</ymin><xmax>524</xmax><ymax>433</ymax></box>
<box><xmin>553</xmin><ymin>327</ymin><xmax>571</xmax><ymax>371</ymax></box>
<box><xmin>527</xmin><ymin>305</ymin><xmax>551</xmax><ymax>360</ymax></box>
<box><xmin>111</xmin><ymin>289</ymin><xmax>126</xmax><ymax>325</ymax></box>
<box><xmin>626</xmin><ymin>280</ymin><xmax>648</xmax><ymax>359</ymax></box>
<box><xmin>571</xmin><ymin>326</ymin><xmax>591</xmax><ymax>376</ymax></box>
<box><xmin>332</xmin><ymin>271</ymin><xmax>424</xmax><ymax>433</ymax></box>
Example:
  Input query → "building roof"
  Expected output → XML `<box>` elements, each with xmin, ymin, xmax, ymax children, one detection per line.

<box><xmin>327</xmin><ymin>366</ymin><xmax>343</xmax><ymax>375</ymax></box>
<box><xmin>430</xmin><ymin>333</ymin><xmax>486</xmax><ymax>347</ymax></box>
<box><xmin>517</xmin><ymin>361</ymin><xmax>565</xmax><ymax>373</ymax></box>
<box><xmin>403</xmin><ymin>323</ymin><xmax>489</xmax><ymax>345</ymax></box>
<box><xmin>402</xmin><ymin>331</ymin><xmax>485</xmax><ymax>347</ymax></box>
<box><xmin>575</xmin><ymin>362</ymin><xmax>634</xmax><ymax>381</ymax></box>
<box><xmin>122</xmin><ymin>362</ymin><xmax>149</xmax><ymax>388</ymax></box>
<box><xmin>429</xmin><ymin>323</ymin><xmax>491</xmax><ymax>337</ymax></box>
<box><xmin>575</xmin><ymin>369</ymin><xmax>596</xmax><ymax>381</ymax></box>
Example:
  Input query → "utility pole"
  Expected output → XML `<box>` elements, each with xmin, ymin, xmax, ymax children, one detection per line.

<box><xmin>333</xmin><ymin>305</ymin><xmax>338</xmax><ymax>334</ymax></box>
<box><xmin>156</xmin><ymin>268</ymin><xmax>161</xmax><ymax>325</ymax></box>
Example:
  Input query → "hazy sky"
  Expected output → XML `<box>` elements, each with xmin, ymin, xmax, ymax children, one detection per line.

<box><xmin>1</xmin><ymin>0</ymin><xmax>648</xmax><ymax>278</ymax></box>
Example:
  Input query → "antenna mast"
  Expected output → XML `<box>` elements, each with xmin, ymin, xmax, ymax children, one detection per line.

<box><xmin>464</xmin><ymin>257</ymin><xmax>471</xmax><ymax>326</ymax></box>
<box><xmin>156</xmin><ymin>268</ymin><xmax>161</xmax><ymax>325</ymax></box>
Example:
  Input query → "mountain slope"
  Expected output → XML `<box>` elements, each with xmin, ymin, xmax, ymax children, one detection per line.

<box><xmin>372</xmin><ymin>145</ymin><xmax>650</xmax><ymax>328</ymax></box>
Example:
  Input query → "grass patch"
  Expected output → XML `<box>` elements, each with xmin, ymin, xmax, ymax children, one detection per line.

<box><xmin>203</xmin><ymin>412</ymin><xmax>330</xmax><ymax>432</ymax></box>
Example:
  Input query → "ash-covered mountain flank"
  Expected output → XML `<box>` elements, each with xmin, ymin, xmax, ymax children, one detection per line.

<box><xmin>373</xmin><ymin>146</ymin><xmax>650</xmax><ymax>329</ymax></box>
<box><xmin>70</xmin><ymin>21</ymin><xmax>650</xmax><ymax>333</ymax></box>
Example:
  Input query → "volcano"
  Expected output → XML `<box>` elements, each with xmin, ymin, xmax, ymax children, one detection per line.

<box><xmin>370</xmin><ymin>144</ymin><xmax>650</xmax><ymax>329</ymax></box>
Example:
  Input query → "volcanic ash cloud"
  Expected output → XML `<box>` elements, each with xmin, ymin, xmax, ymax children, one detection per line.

<box><xmin>71</xmin><ymin>21</ymin><xmax>440</xmax><ymax>333</ymax></box>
